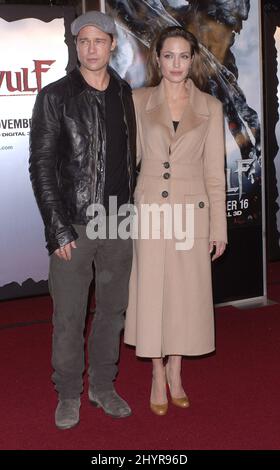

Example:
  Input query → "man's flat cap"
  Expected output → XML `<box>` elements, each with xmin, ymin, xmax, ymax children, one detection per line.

<box><xmin>71</xmin><ymin>11</ymin><xmax>117</xmax><ymax>36</ymax></box>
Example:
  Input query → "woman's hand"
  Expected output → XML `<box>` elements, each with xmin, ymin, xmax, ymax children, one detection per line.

<box><xmin>209</xmin><ymin>241</ymin><xmax>226</xmax><ymax>261</ymax></box>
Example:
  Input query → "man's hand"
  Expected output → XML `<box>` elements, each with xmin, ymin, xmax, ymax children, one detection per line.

<box><xmin>209</xmin><ymin>241</ymin><xmax>226</xmax><ymax>261</ymax></box>
<box><xmin>55</xmin><ymin>241</ymin><xmax>77</xmax><ymax>261</ymax></box>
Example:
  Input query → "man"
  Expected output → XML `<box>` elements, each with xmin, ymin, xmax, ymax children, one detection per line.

<box><xmin>29</xmin><ymin>11</ymin><xmax>136</xmax><ymax>429</ymax></box>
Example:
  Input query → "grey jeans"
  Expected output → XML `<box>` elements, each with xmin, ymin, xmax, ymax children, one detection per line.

<box><xmin>49</xmin><ymin>222</ymin><xmax>132</xmax><ymax>399</ymax></box>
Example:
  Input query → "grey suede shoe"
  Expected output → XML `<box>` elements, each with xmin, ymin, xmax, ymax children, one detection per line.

<box><xmin>89</xmin><ymin>388</ymin><xmax>132</xmax><ymax>418</ymax></box>
<box><xmin>55</xmin><ymin>398</ymin><xmax>81</xmax><ymax>430</ymax></box>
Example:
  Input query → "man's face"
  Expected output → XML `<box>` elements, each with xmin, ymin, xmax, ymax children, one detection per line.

<box><xmin>76</xmin><ymin>25</ymin><xmax>116</xmax><ymax>73</ymax></box>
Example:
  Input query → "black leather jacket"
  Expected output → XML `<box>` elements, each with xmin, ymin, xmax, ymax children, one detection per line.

<box><xmin>29</xmin><ymin>67</ymin><xmax>136</xmax><ymax>255</ymax></box>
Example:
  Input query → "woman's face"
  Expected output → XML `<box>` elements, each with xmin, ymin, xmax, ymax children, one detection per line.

<box><xmin>158</xmin><ymin>36</ymin><xmax>193</xmax><ymax>84</ymax></box>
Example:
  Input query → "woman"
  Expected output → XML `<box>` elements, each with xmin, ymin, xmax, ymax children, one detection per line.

<box><xmin>124</xmin><ymin>26</ymin><xmax>227</xmax><ymax>415</ymax></box>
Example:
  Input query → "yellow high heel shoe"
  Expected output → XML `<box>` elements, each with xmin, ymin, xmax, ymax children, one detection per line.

<box><xmin>150</xmin><ymin>377</ymin><xmax>168</xmax><ymax>416</ymax></box>
<box><xmin>165</xmin><ymin>366</ymin><xmax>190</xmax><ymax>408</ymax></box>
<box><xmin>169</xmin><ymin>393</ymin><xmax>190</xmax><ymax>408</ymax></box>
<box><xmin>150</xmin><ymin>401</ymin><xmax>168</xmax><ymax>416</ymax></box>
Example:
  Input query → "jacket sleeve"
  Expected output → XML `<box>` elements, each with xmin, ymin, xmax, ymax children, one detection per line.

<box><xmin>203</xmin><ymin>100</ymin><xmax>228</xmax><ymax>243</ymax></box>
<box><xmin>29</xmin><ymin>89</ymin><xmax>78</xmax><ymax>255</ymax></box>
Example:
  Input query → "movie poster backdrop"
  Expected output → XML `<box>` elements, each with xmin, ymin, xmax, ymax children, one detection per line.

<box><xmin>105</xmin><ymin>0</ymin><xmax>264</xmax><ymax>303</ymax></box>
<box><xmin>0</xmin><ymin>5</ymin><xmax>76</xmax><ymax>299</ymax></box>
<box><xmin>0</xmin><ymin>2</ymin><xmax>264</xmax><ymax>302</ymax></box>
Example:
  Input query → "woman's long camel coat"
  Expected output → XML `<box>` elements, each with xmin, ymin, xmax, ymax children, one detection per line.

<box><xmin>124</xmin><ymin>79</ymin><xmax>227</xmax><ymax>357</ymax></box>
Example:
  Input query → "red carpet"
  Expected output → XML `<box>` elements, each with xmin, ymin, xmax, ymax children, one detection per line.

<box><xmin>0</xmin><ymin>264</ymin><xmax>280</xmax><ymax>450</ymax></box>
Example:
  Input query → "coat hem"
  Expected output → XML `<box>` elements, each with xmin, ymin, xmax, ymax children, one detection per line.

<box><xmin>124</xmin><ymin>340</ymin><xmax>215</xmax><ymax>358</ymax></box>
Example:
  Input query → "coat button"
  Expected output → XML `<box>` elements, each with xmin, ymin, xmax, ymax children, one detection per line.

<box><xmin>199</xmin><ymin>201</ymin><xmax>205</xmax><ymax>208</ymax></box>
<box><xmin>163</xmin><ymin>172</ymin><xmax>170</xmax><ymax>179</ymax></box>
<box><xmin>162</xmin><ymin>191</ymin><xmax>169</xmax><ymax>198</ymax></box>
<box><xmin>163</xmin><ymin>161</ymin><xmax>170</xmax><ymax>169</ymax></box>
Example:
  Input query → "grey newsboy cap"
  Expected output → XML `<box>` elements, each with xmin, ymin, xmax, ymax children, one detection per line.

<box><xmin>71</xmin><ymin>11</ymin><xmax>117</xmax><ymax>36</ymax></box>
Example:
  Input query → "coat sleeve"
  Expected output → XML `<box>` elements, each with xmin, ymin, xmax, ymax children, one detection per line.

<box><xmin>29</xmin><ymin>89</ymin><xmax>78</xmax><ymax>255</ymax></box>
<box><xmin>203</xmin><ymin>100</ymin><xmax>228</xmax><ymax>243</ymax></box>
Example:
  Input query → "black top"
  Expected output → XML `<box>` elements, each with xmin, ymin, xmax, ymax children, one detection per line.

<box><xmin>173</xmin><ymin>120</ymin><xmax>179</xmax><ymax>132</ymax></box>
<box><xmin>103</xmin><ymin>75</ymin><xmax>129</xmax><ymax>214</ymax></box>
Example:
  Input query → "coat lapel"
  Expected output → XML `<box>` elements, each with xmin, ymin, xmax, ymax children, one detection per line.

<box><xmin>175</xmin><ymin>79</ymin><xmax>210</xmax><ymax>140</ymax></box>
<box><xmin>145</xmin><ymin>80</ymin><xmax>174</xmax><ymax>135</ymax></box>
<box><xmin>145</xmin><ymin>79</ymin><xmax>210</xmax><ymax>141</ymax></box>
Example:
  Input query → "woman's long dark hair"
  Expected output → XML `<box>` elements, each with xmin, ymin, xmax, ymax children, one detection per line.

<box><xmin>146</xmin><ymin>26</ymin><xmax>207</xmax><ymax>90</ymax></box>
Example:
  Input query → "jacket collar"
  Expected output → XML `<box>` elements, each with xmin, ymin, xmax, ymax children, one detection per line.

<box><xmin>145</xmin><ymin>79</ymin><xmax>209</xmax><ymax>139</ymax></box>
<box><xmin>69</xmin><ymin>65</ymin><xmax>131</xmax><ymax>96</ymax></box>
